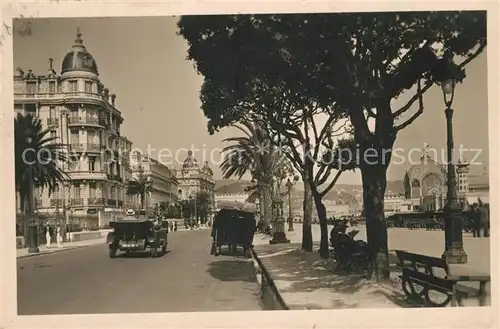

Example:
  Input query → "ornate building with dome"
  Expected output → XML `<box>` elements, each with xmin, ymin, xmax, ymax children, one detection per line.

<box><xmin>14</xmin><ymin>28</ymin><xmax>134</xmax><ymax>229</ymax></box>
<box><xmin>174</xmin><ymin>150</ymin><xmax>215</xmax><ymax>208</ymax></box>
<box><xmin>399</xmin><ymin>146</ymin><xmax>489</xmax><ymax>212</ymax></box>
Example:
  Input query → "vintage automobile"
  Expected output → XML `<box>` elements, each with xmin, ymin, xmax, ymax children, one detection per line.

<box><xmin>106</xmin><ymin>215</ymin><xmax>168</xmax><ymax>258</ymax></box>
<box><xmin>210</xmin><ymin>208</ymin><xmax>256</xmax><ymax>257</ymax></box>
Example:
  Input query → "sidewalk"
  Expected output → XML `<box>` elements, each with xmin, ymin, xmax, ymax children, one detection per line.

<box><xmin>252</xmin><ymin>224</ymin><xmax>491</xmax><ymax>309</ymax></box>
<box><xmin>17</xmin><ymin>237</ymin><xmax>106</xmax><ymax>259</ymax></box>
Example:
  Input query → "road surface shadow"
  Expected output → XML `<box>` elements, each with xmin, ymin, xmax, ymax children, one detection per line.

<box><xmin>206</xmin><ymin>258</ymin><xmax>256</xmax><ymax>283</ymax></box>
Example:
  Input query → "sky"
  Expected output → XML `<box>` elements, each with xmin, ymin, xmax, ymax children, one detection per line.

<box><xmin>13</xmin><ymin>16</ymin><xmax>489</xmax><ymax>185</ymax></box>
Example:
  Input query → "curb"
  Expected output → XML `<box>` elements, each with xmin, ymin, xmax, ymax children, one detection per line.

<box><xmin>250</xmin><ymin>248</ymin><xmax>290</xmax><ymax>310</ymax></box>
<box><xmin>17</xmin><ymin>244</ymin><xmax>93</xmax><ymax>259</ymax></box>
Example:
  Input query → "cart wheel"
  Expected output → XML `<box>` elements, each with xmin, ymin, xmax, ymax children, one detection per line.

<box><xmin>109</xmin><ymin>247</ymin><xmax>117</xmax><ymax>258</ymax></box>
<box><xmin>210</xmin><ymin>243</ymin><xmax>216</xmax><ymax>255</ymax></box>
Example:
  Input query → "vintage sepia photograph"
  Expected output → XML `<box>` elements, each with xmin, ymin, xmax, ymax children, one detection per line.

<box><xmin>1</xmin><ymin>2</ymin><xmax>497</xmax><ymax>329</ymax></box>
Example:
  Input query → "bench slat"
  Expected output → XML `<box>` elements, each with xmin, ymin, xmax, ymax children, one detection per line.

<box><xmin>402</xmin><ymin>268</ymin><xmax>454</xmax><ymax>291</ymax></box>
<box><xmin>396</xmin><ymin>250</ymin><xmax>448</xmax><ymax>271</ymax></box>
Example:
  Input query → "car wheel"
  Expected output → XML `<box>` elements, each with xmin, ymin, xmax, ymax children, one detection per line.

<box><xmin>109</xmin><ymin>247</ymin><xmax>117</xmax><ymax>258</ymax></box>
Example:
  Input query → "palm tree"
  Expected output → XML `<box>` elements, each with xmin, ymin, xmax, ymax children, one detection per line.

<box><xmin>15</xmin><ymin>113</ymin><xmax>68</xmax><ymax>245</ymax></box>
<box><xmin>220</xmin><ymin>119</ymin><xmax>288</xmax><ymax>230</ymax></box>
<box><xmin>194</xmin><ymin>191</ymin><xmax>211</xmax><ymax>224</ymax></box>
<box><xmin>126</xmin><ymin>169</ymin><xmax>153</xmax><ymax>210</ymax></box>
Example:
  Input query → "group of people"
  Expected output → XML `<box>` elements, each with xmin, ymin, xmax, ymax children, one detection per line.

<box><xmin>124</xmin><ymin>209</ymin><xmax>179</xmax><ymax>232</ymax></box>
<box><xmin>469</xmin><ymin>201</ymin><xmax>490</xmax><ymax>238</ymax></box>
<box><xmin>42</xmin><ymin>223</ymin><xmax>64</xmax><ymax>249</ymax></box>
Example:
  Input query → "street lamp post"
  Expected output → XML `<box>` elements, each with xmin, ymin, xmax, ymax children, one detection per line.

<box><xmin>270</xmin><ymin>177</ymin><xmax>290</xmax><ymax>244</ymax></box>
<box><xmin>439</xmin><ymin>56</ymin><xmax>467</xmax><ymax>264</ymax></box>
<box><xmin>285</xmin><ymin>178</ymin><xmax>294</xmax><ymax>232</ymax></box>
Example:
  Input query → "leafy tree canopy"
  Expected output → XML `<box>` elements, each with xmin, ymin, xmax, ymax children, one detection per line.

<box><xmin>178</xmin><ymin>11</ymin><xmax>486</xmax><ymax>136</ymax></box>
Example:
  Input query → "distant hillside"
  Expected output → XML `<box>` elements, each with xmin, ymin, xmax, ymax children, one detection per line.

<box><xmin>215</xmin><ymin>179</ymin><xmax>405</xmax><ymax>199</ymax></box>
<box><xmin>215</xmin><ymin>179</ymin><xmax>252</xmax><ymax>194</ymax></box>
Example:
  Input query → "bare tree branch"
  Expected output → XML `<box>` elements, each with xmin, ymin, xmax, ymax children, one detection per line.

<box><xmin>392</xmin><ymin>80</ymin><xmax>432</xmax><ymax>118</ymax></box>
<box><xmin>319</xmin><ymin>170</ymin><xmax>343</xmax><ymax>197</ymax></box>
<box><xmin>394</xmin><ymin>79</ymin><xmax>424</xmax><ymax>131</ymax></box>
<box><xmin>459</xmin><ymin>42</ymin><xmax>486</xmax><ymax>69</ymax></box>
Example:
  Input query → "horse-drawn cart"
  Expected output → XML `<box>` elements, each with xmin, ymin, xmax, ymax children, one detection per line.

<box><xmin>210</xmin><ymin>208</ymin><xmax>256</xmax><ymax>257</ymax></box>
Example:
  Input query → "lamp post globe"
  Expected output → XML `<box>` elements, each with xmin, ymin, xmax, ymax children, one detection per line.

<box><xmin>439</xmin><ymin>56</ymin><xmax>467</xmax><ymax>264</ymax></box>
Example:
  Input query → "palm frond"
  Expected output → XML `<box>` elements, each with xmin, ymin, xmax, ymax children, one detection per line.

<box><xmin>15</xmin><ymin>113</ymin><xmax>69</xmax><ymax>203</ymax></box>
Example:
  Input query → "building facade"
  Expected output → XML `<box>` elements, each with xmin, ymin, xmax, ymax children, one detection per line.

<box><xmin>14</xmin><ymin>29</ymin><xmax>133</xmax><ymax>229</ymax></box>
<box><xmin>175</xmin><ymin>150</ymin><xmax>216</xmax><ymax>208</ymax></box>
<box><xmin>130</xmin><ymin>151</ymin><xmax>179</xmax><ymax>209</ymax></box>
<box><xmin>402</xmin><ymin>152</ymin><xmax>489</xmax><ymax>211</ymax></box>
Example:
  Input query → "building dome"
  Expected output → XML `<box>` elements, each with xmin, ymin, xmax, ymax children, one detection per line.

<box><xmin>61</xmin><ymin>28</ymin><xmax>99</xmax><ymax>75</ymax></box>
<box><xmin>403</xmin><ymin>152</ymin><xmax>446</xmax><ymax>199</ymax></box>
<box><xmin>202</xmin><ymin>161</ymin><xmax>213</xmax><ymax>176</ymax></box>
<box><xmin>182</xmin><ymin>150</ymin><xmax>199</xmax><ymax>169</ymax></box>
<box><xmin>405</xmin><ymin>154</ymin><xmax>445</xmax><ymax>182</ymax></box>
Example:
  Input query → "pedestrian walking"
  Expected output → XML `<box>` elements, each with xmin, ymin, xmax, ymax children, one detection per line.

<box><xmin>44</xmin><ymin>223</ymin><xmax>52</xmax><ymax>248</ymax></box>
<box><xmin>471</xmin><ymin>204</ymin><xmax>481</xmax><ymax>237</ymax></box>
<box><xmin>174</xmin><ymin>221</ymin><xmax>178</xmax><ymax>231</ymax></box>
<box><xmin>477</xmin><ymin>199</ymin><xmax>489</xmax><ymax>238</ymax></box>
<box><xmin>56</xmin><ymin>226</ymin><xmax>64</xmax><ymax>249</ymax></box>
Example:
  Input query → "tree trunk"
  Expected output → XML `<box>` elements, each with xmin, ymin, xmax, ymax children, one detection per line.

<box><xmin>302</xmin><ymin>178</ymin><xmax>313</xmax><ymax>252</ymax></box>
<box><xmin>311</xmin><ymin>188</ymin><xmax>329</xmax><ymax>259</ymax></box>
<box><xmin>361</xmin><ymin>163</ymin><xmax>390</xmax><ymax>281</ymax></box>
<box><xmin>258</xmin><ymin>184</ymin><xmax>266</xmax><ymax>226</ymax></box>
<box><xmin>262</xmin><ymin>183</ymin><xmax>273</xmax><ymax>234</ymax></box>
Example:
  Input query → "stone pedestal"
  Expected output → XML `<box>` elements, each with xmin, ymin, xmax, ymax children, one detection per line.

<box><xmin>442</xmin><ymin>204</ymin><xmax>468</xmax><ymax>264</ymax></box>
<box><xmin>269</xmin><ymin>191</ymin><xmax>290</xmax><ymax>244</ymax></box>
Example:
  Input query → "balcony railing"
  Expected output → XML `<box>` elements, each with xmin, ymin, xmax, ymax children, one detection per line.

<box><xmin>87</xmin><ymin>197</ymin><xmax>104</xmax><ymax>206</ymax></box>
<box><xmin>50</xmin><ymin>198</ymin><xmax>63</xmax><ymax>207</ymax></box>
<box><xmin>47</xmin><ymin>117</ymin><xmax>59</xmax><ymax>127</ymax></box>
<box><xmin>69</xmin><ymin>115</ymin><xmax>106</xmax><ymax>126</ymax></box>
<box><xmin>69</xmin><ymin>171</ymin><xmax>107</xmax><ymax>181</ymax></box>
<box><xmin>70</xmin><ymin>198</ymin><xmax>84</xmax><ymax>206</ymax></box>
<box><xmin>70</xmin><ymin>143</ymin><xmax>101</xmax><ymax>153</ymax></box>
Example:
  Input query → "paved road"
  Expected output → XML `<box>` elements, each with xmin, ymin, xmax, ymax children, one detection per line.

<box><xmin>17</xmin><ymin>230</ymin><xmax>262</xmax><ymax>315</ymax></box>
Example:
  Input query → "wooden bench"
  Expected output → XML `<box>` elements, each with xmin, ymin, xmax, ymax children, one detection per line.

<box><xmin>395</xmin><ymin>250</ymin><xmax>490</xmax><ymax>307</ymax></box>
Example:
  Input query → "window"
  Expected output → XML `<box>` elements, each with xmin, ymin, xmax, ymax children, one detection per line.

<box><xmin>84</xmin><ymin>81</ymin><xmax>93</xmax><ymax>93</ymax></box>
<box><xmin>69</xmin><ymin>80</ymin><xmax>77</xmax><ymax>92</ymax></box>
<box><xmin>48</xmin><ymin>81</ymin><xmax>56</xmax><ymax>94</ymax></box>
<box><xmin>25</xmin><ymin>104</ymin><xmax>36</xmax><ymax>115</ymax></box>
<box><xmin>89</xmin><ymin>157</ymin><xmax>96</xmax><ymax>172</ymax></box>
<box><xmin>50</xmin><ymin>131</ymin><xmax>56</xmax><ymax>143</ymax></box>
<box><xmin>73</xmin><ymin>184</ymin><xmax>81</xmax><ymax>199</ymax></box>
<box><xmin>71</xmin><ymin>131</ymin><xmax>79</xmax><ymax>145</ymax></box>
<box><xmin>26</xmin><ymin>81</ymin><xmax>37</xmax><ymax>94</ymax></box>
<box><xmin>49</xmin><ymin>106</ymin><xmax>55</xmax><ymax>119</ymax></box>
<box><xmin>89</xmin><ymin>182</ymin><xmax>97</xmax><ymax>198</ymax></box>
